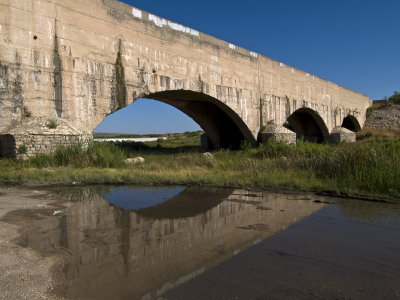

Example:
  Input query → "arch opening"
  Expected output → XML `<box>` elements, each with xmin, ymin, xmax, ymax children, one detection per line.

<box><xmin>94</xmin><ymin>90</ymin><xmax>254</xmax><ymax>150</ymax></box>
<box><xmin>285</xmin><ymin>108</ymin><xmax>329</xmax><ymax>143</ymax></box>
<box><xmin>341</xmin><ymin>115</ymin><xmax>361</xmax><ymax>132</ymax></box>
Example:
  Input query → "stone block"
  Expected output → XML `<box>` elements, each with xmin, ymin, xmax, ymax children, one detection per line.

<box><xmin>258</xmin><ymin>124</ymin><xmax>296</xmax><ymax>144</ymax></box>
<box><xmin>329</xmin><ymin>127</ymin><xmax>356</xmax><ymax>143</ymax></box>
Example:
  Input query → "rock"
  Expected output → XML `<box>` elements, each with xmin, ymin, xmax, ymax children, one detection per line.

<box><xmin>364</xmin><ymin>106</ymin><xmax>400</xmax><ymax>129</ymax></box>
<box><xmin>201</xmin><ymin>152</ymin><xmax>214</xmax><ymax>159</ymax></box>
<box><xmin>125</xmin><ymin>157</ymin><xmax>145</xmax><ymax>164</ymax></box>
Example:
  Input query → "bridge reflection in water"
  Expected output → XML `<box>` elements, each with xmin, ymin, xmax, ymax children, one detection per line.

<box><xmin>30</xmin><ymin>186</ymin><xmax>324</xmax><ymax>299</ymax></box>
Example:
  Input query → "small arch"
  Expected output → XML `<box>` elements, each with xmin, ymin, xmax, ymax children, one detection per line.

<box><xmin>285</xmin><ymin>107</ymin><xmax>329</xmax><ymax>143</ymax></box>
<box><xmin>341</xmin><ymin>115</ymin><xmax>361</xmax><ymax>132</ymax></box>
<box><xmin>0</xmin><ymin>134</ymin><xmax>16</xmax><ymax>158</ymax></box>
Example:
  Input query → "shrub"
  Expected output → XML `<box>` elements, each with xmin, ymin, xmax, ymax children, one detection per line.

<box><xmin>388</xmin><ymin>91</ymin><xmax>400</xmax><ymax>105</ymax></box>
<box><xmin>366</xmin><ymin>107</ymin><xmax>374</xmax><ymax>118</ymax></box>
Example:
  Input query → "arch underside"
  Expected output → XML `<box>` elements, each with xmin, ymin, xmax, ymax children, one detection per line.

<box><xmin>145</xmin><ymin>90</ymin><xmax>255</xmax><ymax>149</ymax></box>
<box><xmin>286</xmin><ymin>108</ymin><xmax>329</xmax><ymax>143</ymax></box>
<box><xmin>341</xmin><ymin>115</ymin><xmax>361</xmax><ymax>132</ymax></box>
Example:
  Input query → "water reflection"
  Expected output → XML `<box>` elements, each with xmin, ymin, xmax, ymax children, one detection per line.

<box><xmin>1</xmin><ymin>187</ymin><xmax>326</xmax><ymax>299</ymax></box>
<box><xmin>98</xmin><ymin>186</ymin><xmax>186</xmax><ymax>211</ymax></box>
<box><xmin>336</xmin><ymin>198</ymin><xmax>400</xmax><ymax>222</ymax></box>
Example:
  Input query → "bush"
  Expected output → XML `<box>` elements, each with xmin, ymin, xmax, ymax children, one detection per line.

<box><xmin>388</xmin><ymin>91</ymin><xmax>400</xmax><ymax>105</ymax></box>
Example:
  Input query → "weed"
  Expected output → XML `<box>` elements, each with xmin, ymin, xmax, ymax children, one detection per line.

<box><xmin>47</xmin><ymin>119</ymin><xmax>58</xmax><ymax>129</ymax></box>
<box><xmin>366</xmin><ymin>107</ymin><xmax>374</xmax><ymax>118</ymax></box>
<box><xmin>17</xmin><ymin>144</ymin><xmax>27</xmax><ymax>154</ymax></box>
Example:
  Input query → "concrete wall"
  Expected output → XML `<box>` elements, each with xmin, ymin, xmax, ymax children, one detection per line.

<box><xmin>0</xmin><ymin>0</ymin><xmax>371</xmax><ymax>150</ymax></box>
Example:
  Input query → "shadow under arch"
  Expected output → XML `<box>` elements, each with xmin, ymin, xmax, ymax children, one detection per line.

<box><xmin>136</xmin><ymin>186</ymin><xmax>231</xmax><ymax>219</ymax></box>
<box><xmin>144</xmin><ymin>90</ymin><xmax>256</xmax><ymax>149</ymax></box>
<box><xmin>285</xmin><ymin>107</ymin><xmax>329</xmax><ymax>143</ymax></box>
<box><xmin>341</xmin><ymin>115</ymin><xmax>361</xmax><ymax>132</ymax></box>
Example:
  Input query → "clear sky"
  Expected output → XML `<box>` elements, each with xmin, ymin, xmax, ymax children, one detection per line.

<box><xmin>94</xmin><ymin>0</ymin><xmax>400</xmax><ymax>134</ymax></box>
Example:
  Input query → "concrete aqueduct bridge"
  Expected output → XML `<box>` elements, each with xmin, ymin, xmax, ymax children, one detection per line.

<box><xmin>0</xmin><ymin>0</ymin><xmax>371</xmax><ymax>157</ymax></box>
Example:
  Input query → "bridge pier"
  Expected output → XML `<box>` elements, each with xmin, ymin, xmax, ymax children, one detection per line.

<box><xmin>328</xmin><ymin>127</ymin><xmax>356</xmax><ymax>144</ymax></box>
<box><xmin>201</xmin><ymin>133</ymin><xmax>214</xmax><ymax>151</ymax></box>
<box><xmin>258</xmin><ymin>124</ymin><xmax>296</xmax><ymax>144</ymax></box>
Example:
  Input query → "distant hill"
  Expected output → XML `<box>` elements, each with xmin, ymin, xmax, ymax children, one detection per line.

<box><xmin>93</xmin><ymin>131</ymin><xmax>203</xmax><ymax>139</ymax></box>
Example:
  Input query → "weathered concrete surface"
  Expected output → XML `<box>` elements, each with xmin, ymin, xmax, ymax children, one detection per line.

<box><xmin>0</xmin><ymin>0</ymin><xmax>371</xmax><ymax>154</ymax></box>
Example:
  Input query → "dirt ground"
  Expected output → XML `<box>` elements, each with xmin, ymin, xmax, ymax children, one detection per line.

<box><xmin>0</xmin><ymin>187</ymin><xmax>65</xmax><ymax>300</ymax></box>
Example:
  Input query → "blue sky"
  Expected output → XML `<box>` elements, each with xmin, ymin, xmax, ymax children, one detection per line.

<box><xmin>95</xmin><ymin>0</ymin><xmax>400</xmax><ymax>134</ymax></box>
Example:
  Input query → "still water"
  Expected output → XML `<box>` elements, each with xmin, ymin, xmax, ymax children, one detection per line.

<box><xmin>4</xmin><ymin>186</ymin><xmax>400</xmax><ymax>299</ymax></box>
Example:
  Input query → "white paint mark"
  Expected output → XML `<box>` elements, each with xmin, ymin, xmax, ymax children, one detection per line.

<box><xmin>29</xmin><ymin>31</ymin><xmax>32</xmax><ymax>35</ymax></box>
<box><xmin>132</xmin><ymin>8</ymin><xmax>142</xmax><ymax>19</ymax></box>
<box><xmin>168</xmin><ymin>21</ymin><xmax>199</xmax><ymax>36</ymax></box>
<box><xmin>148</xmin><ymin>14</ymin><xmax>199</xmax><ymax>36</ymax></box>
<box><xmin>250</xmin><ymin>52</ymin><xmax>258</xmax><ymax>58</ymax></box>
<box><xmin>306</xmin><ymin>73</ymin><xmax>310</xmax><ymax>77</ymax></box>
<box><xmin>280</xmin><ymin>62</ymin><xmax>285</xmax><ymax>67</ymax></box>
<box><xmin>149</xmin><ymin>14</ymin><xmax>167</xmax><ymax>27</ymax></box>
<box><xmin>291</xmin><ymin>68</ymin><xmax>295</xmax><ymax>73</ymax></box>
<box><xmin>229</xmin><ymin>43</ymin><xmax>236</xmax><ymax>50</ymax></box>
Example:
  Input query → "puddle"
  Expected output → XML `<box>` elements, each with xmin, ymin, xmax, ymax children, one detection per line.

<box><xmin>1</xmin><ymin>186</ymin><xmax>399</xmax><ymax>299</ymax></box>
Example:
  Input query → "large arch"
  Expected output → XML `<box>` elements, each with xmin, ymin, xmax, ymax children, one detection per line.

<box><xmin>285</xmin><ymin>107</ymin><xmax>329</xmax><ymax>143</ymax></box>
<box><xmin>341</xmin><ymin>115</ymin><xmax>361</xmax><ymax>132</ymax></box>
<box><xmin>96</xmin><ymin>90</ymin><xmax>256</xmax><ymax>150</ymax></box>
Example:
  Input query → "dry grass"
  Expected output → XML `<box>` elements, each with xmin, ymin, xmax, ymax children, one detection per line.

<box><xmin>357</xmin><ymin>128</ymin><xmax>400</xmax><ymax>140</ymax></box>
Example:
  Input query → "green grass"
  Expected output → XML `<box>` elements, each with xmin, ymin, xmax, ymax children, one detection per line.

<box><xmin>0</xmin><ymin>135</ymin><xmax>399</xmax><ymax>199</ymax></box>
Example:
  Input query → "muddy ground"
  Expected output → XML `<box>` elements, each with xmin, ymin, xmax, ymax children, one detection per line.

<box><xmin>0</xmin><ymin>187</ymin><xmax>66</xmax><ymax>300</ymax></box>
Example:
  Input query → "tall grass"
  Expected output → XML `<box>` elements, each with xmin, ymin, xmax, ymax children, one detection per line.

<box><xmin>244</xmin><ymin>139</ymin><xmax>400</xmax><ymax>195</ymax></box>
<box><xmin>30</xmin><ymin>142</ymin><xmax>127</xmax><ymax>168</ymax></box>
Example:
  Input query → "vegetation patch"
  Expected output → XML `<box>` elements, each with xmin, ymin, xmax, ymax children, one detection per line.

<box><xmin>47</xmin><ymin>119</ymin><xmax>58</xmax><ymax>129</ymax></box>
<box><xmin>0</xmin><ymin>130</ymin><xmax>399</xmax><ymax>199</ymax></box>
